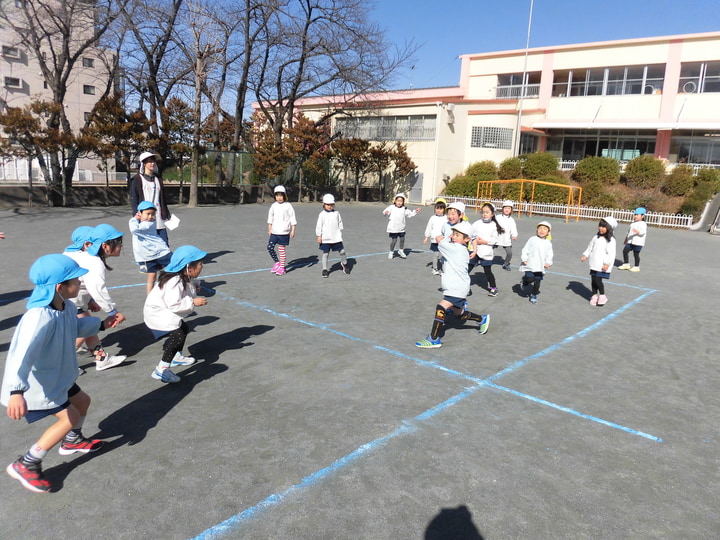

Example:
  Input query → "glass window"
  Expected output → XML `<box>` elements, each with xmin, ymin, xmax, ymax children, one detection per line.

<box><xmin>82</xmin><ymin>57</ymin><xmax>94</xmax><ymax>68</ymax></box>
<box><xmin>4</xmin><ymin>76</ymin><xmax>21</xmax><ymax>88</ymax></box>
<box><xmin>470</xmin><ymin>127</ymin><xmax>513</xmax><ymax>150</ymax></box>
<box><xmin>83</xmin><ymin>85</ymin><xmax>95</xmax><ymax>95</ymax></box>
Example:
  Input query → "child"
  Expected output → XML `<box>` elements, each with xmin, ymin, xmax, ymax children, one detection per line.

<box><xmin>2</xmin><ymin>254</ymin><xmax>119</xmax><ymax>493</ymax></box>
<box><xmin>618</xmin><ymin>207</ymin><xmax>647</xmax><ymax>272</ymax></box>
<box><xmin>581</xmin><ymin>216</ymin><xmax>618</xmax><ymax>306</ymax></box>
<box><xmin>519</xmin><ymin>221</ymin><xmax>554</xmax><ymax>304</ymax></box>
<box><xmin>383</xmin><ymin>193</ymin><xmax>420</xmax><ymax>259</ymax></box>
<box><xmin>416</xmin><ymin>221</ymin><xmax>490</xmax><ymax>348</ymax></box>
<box><xmin>129</xmin><ymin>201</ymin><xmax>172</xmax><ymax>293</ymax></box>
<box><xmin>267</xmin><ymin>185</ymin><xmax>297</xmax><ymax>276</ymax></box>
<box><xmin>470</xmin><ymin>203</ymin><xmax>505</xmax><ymax>297</ymax></box>
<box><xmin>495</xmin><ymin>200</ymin><xmax>518</xmax><ymax>271</ymax></box>
<box><xmin>65</xmin><ymin>224</ymin><xmax>127</xmax><ymax>371</ymax></box>
<box><xmin>423</xmin><ymin>198</ymin><xmax>447</xmax><ymax>275</ymax></box>
<box><xmin>437</xmin><ymin>201</ymin><xmax>466</xmax><ymax>241</ymax></box>
<box><xmin>144</xmin><ymin>245</ymin><xmax>208</xmax><ymax>383</ymax></box>
<box><xmin>315</xmin><ymin>194</ymin><xmax>348</xmax><ymax>278</ymax></box>
<box><xmin>64</xmin><ymin>225</ymin><xmax>94</xmax><ymax>254</ymax></box>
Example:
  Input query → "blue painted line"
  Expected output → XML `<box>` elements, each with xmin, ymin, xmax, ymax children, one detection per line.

<box><xmin>190</xmin><ymin>387</ymin><xmax>479</xmax><ymax>540</ymax></box>
<box><xmin>485</xmin><ymin>382</ymin><xmax>663</xmax><ymax>442</ymax></box>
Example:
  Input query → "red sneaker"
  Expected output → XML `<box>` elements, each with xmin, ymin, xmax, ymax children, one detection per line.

<box><xmin>58</xmin><ymin>437</ymin><xmax>104</xmax><ymax>456</ymax></box>
<box><xmin>6</xmin><ymin>458</ymin><xmax>51</xmax><ymax>493</ymax></box>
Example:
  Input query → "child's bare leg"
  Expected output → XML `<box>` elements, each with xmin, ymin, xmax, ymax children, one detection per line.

<box><xmin>36</xmin><ymin>406</ymin><xmax>79</xmax><ymax>450</ymax></box>
<box><xmin>146</xmin><ymin>272</ymin><xmax>156</xmax><ymax>294</ymax></box>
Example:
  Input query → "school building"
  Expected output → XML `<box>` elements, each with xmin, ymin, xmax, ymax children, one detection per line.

<box><xmin>293</xmin><ymin>31</ymin><xmax>720</xmax><ymax>203</ymax></box>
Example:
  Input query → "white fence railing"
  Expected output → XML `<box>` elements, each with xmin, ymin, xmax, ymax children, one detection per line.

<box><xmin>424</xmin><ymin>196</ymin><xmax>694</xmax><ymax>229</ymax></box>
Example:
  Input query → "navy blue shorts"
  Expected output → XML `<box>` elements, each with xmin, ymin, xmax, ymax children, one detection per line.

<box><xmin>626</xmin><ymin>244</ymin><xmax>643</xmax><ymax>252</ymax></box>
<box><xmin>319</xmin><ymin>242</ymin><xmax>344</xmax><ymax>253</ymax></box>
<box><xmin>524</xmin><ymin>270</ymin><xmax>544</xmax><ymax>281</ymax></box>
<box><xmin>388</xmin><ymin>232</ymin><xmax>406</xmax><ymax>239</ymax></box>
<box><xmin>429</xmin><ymin>243</ymin><xmax>439</xmax><ymax>252</ymax></box>
<box><xmin>24</xmin><ymin>383</ymin><xmax>80</xmax><ymax>424</ymax></box>
<box><xmin>590</xmin><ymin>270</ymin><xmax>611</xmax><ymax>280</ymax></box>
<box><xmin>138</xmin><ymin>252</ymin><xmax>172</xmax><ymax>273</ymax></box>
<box><xmin>480</xmin><ymin>258</ymin><xmax>494</xmax><ymax>267</ymax></box>
<box><xmin>268</xmin><ymin>234</ymin><xmax>290</xmax><ymax>246</ymax></box>
<box><xmin>442</xmin><ymin>295</ymin><xmax>466</xmax><ymax>309</ymax></box>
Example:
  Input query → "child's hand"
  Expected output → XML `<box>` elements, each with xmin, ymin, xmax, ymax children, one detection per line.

<box><xmin>522</xmin><ymin>261</ymin><xmax>528</xmax><ymax>266</ymax></box>
<box><xmin>415</xmin><ymin>208</ymin><xmax>421</xmax><ymax>214</ymax></box>
<box><xmin>544</xmin><ymin>263</ymin><xmax>551</xmax><ymax>269</ymax></box>
<box><xmin>88</xmin><ymin>300</ymin><xmax>101</xmax><ymax>312</ymax></box>
<box><xmin>194</xmin><ymin>297</ymin><xmax>207</xmax><ymax>306</ymax></box>
<box><xmin>7</xmin><ymin>394</ymin><xmax>27</xmax><ymax>420</ymax></box>
<box><xmin>512</xmin><ymin>235</ymin><xmax>517</xmax><ymax>241</ymax></box>
<box><xmin>581</xmin><ymin>255</ymin><xmax>587</xmax><ymax>262</ymax></box>
<box><xmin>601</xmin><ymin>264</ymin><xmax>609</xmax><ymax>272</ymax></box>
<box><xmin>317</xmin><ymin>236</ymin><xmax>322</xmax><ymax>244</ymax></box>
<box><xmin>423</xmin><ymin>237</ymin><xmax>428</xmax><ymax>244</ymax></box>
<box><xmin>135</xmin><ymin>211</ymin><xmax>142</xmax><ymax>220</ymax></box>
<box><xmin>0</xmin><ymin>232</ymin><xmax>5</xmax><ymax>239</ymax></box>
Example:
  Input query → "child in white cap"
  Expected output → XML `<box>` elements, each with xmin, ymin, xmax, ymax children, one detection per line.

<box><xmin>423</xmin><ymin>198</ymin><xmax>447</xmax><ymax>275</ymax></box>
<box><xmin>267</xmin><ymin>185</ymin><xmax>297</xmax><ymax>276</ymax></box>
<box><xmin>2</xmin><ymin>254</ymin><xmax>120</xmax><ymax>493</ymax></box>
<box><xmin>383</xmin><ymin>193</ymin><xmax>420</xmax><ymax>259</ymax></box>
<box><xmin>144</xmin><ymin>245</ymin><xmax>208</xmax><ymax>383</ymax></box>
<box><xmin>581</xmin><ymin>216</ymin><xmax>618</xmax><ymax>306</ymax></box>
<box><xmin>519</xmin><ymin>221</ymin><xmax>553</xmax><ymax>304</ymax></box>
<box><xmin>315</xmin><ymin>194</ymin><xmax>348</xmax><ymax>277</ymax></box>
<box><xmin>496</xmin><ymin>200</ymin><xmax>519</xmax><ymax>271</ymax></box>
<box><xmin>129</xmin><ymin>201</ymin><xmax>172</xmax><ymax>293</ymax></box>
<box><xmin>416</xmin><ymin>221</ymin><xmax>490</xmax><ymax>348</ymax></box>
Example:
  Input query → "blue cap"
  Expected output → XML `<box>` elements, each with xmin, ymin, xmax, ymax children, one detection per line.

<box><xmin>164</xmin><ymin>245</ymin><xmax>207</xmax><ymax>273</ymax></box>
<box><xmin>27</xmin><ymin>254</ymin><xmax>88</xmax><ymax>309</ymax></box>
<box><xmin>634</xmin><ymin>207</ymin><xmax>647</xmax><ymax>215</ymax></box>
<box><xmin>138</xmin><ymin>201</ymin><xmax>156</xmax><ymax>211</ymax></box>
<box><xmin>88</xmin><ymin>224</ymin><xmax>124</xmax><ymax>256</ymax></box>
<box><xmin>65</xmin><ymin>225</ymin><xmax>94</xmax><ymax>252</ymax></box>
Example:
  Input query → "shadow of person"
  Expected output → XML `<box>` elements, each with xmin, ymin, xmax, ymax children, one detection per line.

<box><xmin>566</xmin><ymin>280</ymin><xmax>592</xmax><ymax>300</ymax></box>
<box><xmin>286</xmin><ymin>255</ymin><xmax>319</xmax><ymax>272</ymax></box>
<box><xmin>0</xmin><ymin>289</ymin><xmax>31</xmax><ymax>307</ymax></box>
<box><xmin>198</xmin><ymin>280</ymin><xmax>226</xmax><ymax>297</ymax></box>
<box><xmin>203</xmin><ymin>249</ymin><xmax>234</xmax><ymax>264</ymax></box>
<box><xmin>191</xmin><ymin>324</ymin><xmax>274</xmax><ymax>360</ymax></box>
<box><xmin>425</xmin><ymin>505</ymin><xmax>484</xmax><ymax>540</ymax></box>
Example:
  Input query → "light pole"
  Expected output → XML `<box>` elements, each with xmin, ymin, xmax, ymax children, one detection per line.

<box><xmin>513</xmin><ymin>0</ymin><xmax>535</xmax><ymax>157</ymax></box>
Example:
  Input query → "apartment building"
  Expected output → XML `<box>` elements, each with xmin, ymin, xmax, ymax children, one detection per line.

<box><xmin>293</xmin><ymin>32</ymin><xmax>720</xmax><ymax>203</ymax></box>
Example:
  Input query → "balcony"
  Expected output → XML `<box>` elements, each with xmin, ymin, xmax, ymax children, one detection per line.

<box><xmin>495</xmin><ymin>84</ymin><xmax>540</xmax><ymax>100</ymax></box>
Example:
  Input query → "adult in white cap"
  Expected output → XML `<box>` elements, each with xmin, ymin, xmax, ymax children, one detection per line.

<box><xmin>129</xmin><ymin>151</ymin><xmax>172</xmax><ymax>245</ymax></box>
<box><xmin>1</xmin><ymin>254</ymin><xmax>119</xmax><ymax>493</ymax></box>
<box><xmin>581</xmin><ymin>216</ymin><xmax>617</xmax><ymax>307</ymax></box>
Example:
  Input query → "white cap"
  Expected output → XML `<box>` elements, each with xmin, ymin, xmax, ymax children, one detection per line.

<box><xmin>603</xmin><ymin>216</ymin><xmax>618</xmax><ymax>229</ymax></box>
<box><xmin>502</xmin><ymin>200</ymin><xmax>514</xmax><ymax>208</ymax></box>
<box><xmin>447</xmin><ymin>201</ymin><xmax>465</xmax><ymax>214</ymax></box>
<box><xmin>393</xmin><ymin>193</ymin><xmax>406</xmax><ymax>201</ymax></box>
<box><xmin>322</xmin><ymin>194</ymin><xmax>335</xmax><ymax>204</ymax></box>
<box><xmin>537</xmin><ymin>221</ymin><xmax>552</xmax><ymax>231</ymax></box>
<box><xmin>138</xmin><ymin>151</ymin><xmax>160</xmax><ymax>163</ymax></box>
<box><xmin>274</xmin><ymin>185</ymin><xmax>286</xmax><ymax>193</ymax></box>
<box><xmin>451</xmin><ymin>221</ymin><xmax>472</xmax><ymax>237</ymax></box>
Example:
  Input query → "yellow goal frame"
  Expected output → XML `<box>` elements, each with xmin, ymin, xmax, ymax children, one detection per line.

<box><xmin>474</xmin><ymin>179</ymin><xmax>583</xmax><ymax>222</ymax></box>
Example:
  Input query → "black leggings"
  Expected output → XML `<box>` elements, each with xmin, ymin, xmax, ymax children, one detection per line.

<box><xmin>591</xmin><ymin>274</ymin><xmax>605</xmax><ymax>295</ymax></box>
<box><xmin>622</xmin><ymin>245</ymin><xmax>640</xmax><ymax>266</ymax></box>
<box><xmin>483</xmin><ymin>265</ymin><xmax>496</xmax><ymax>289</ymax></box>
<box><xmin>162</xmin><ymin>321</ymin><xmax>189</xmax><ymax>363</ymax></box>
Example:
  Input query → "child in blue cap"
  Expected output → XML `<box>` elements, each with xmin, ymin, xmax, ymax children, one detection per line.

<box><xmin>130</xmin><ymin>201</ymin><xmax>172</xmax><ymax>293</ymax></box>
<box><xmin>68</xmin><ymin>224</ymin><xmax>127</xmax><ymax>371</ymax></box>
<box><xmin>144</xmin><ymin>245</ymin><xmax>208</xmax><ymax>383</ymax></box>
<box><xmin>1</xmin><ymin>254</ymin><xmax>120</xmax><ymax>493</ymax></box>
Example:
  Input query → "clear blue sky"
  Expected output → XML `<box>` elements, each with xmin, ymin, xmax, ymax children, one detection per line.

<box><xmin>372</xmin><ymin>0</ymin><xmax>720</xmax><ymax>89</ymax></box>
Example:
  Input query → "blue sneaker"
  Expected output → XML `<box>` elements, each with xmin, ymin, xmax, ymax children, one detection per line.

<box><xmin>478</xmin><ymin>314</ymin><xmax>490</xmax><ymax>335</ymax></box>
<box><xmin>415</xmin><ymin>336</ymin><xmax>442</xmax><ymax>348</ymax></box>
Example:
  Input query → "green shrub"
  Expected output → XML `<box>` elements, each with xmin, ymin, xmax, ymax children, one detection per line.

<box><xmin>679</xmin><ymin>196</ymin><xmax>706</xmax><ymax>219</ymax></box>
<box><xmin>444</xmin><ymin>175</ymin><xmax>478</xmax><ymax>197</ymax></box>
<box><xmin>465</xmin><ymin>160</ymin><xmax>498</xmax><ymax>181</ymax></box>
<box><xmin>693</xmin><ymin>180</ymin><xmax>717</xmax><ymax>201</ymax></box>
<box><xmin>522</xmin><ymin>152</ymin><xmax>559</xmax><ymax>180</ymax></box>
<box><xmin>572</xmin><ymin>156</ymin><xmax>621</xmax><ymax>185</ymax></box>
<box><xmin>590</xmin><ymin>193</ymin><xmax>618</xmax><ymax>209</ymax></box>
<box><xmin>498</xmin><ymin>157</ymin><xmax>523</xmax><ymax>179</ymax></box>
<box><xmin>501</xmin><ymin>182</ymin><xmax>523</xmax><ymax>201</ymax></box>
<box><xmin>624</xmin><ymin>155</ymin><xmax>666</xmax><ymax>189</ymax></box>
<box><xmin>533</xmin><ymin>174</ymin><xmax>570</xmax><ymax>203</ymax></box>
<box><xmin>580</xmin><ymin>180</ymin><xmax>606</xmax><ymax>205</ymax></box>
<box><xmin>696</xmin><ymin>167</ymin><xmax>720</xmax><ymax>193</ymax></box>
<box><xmin>662</xmin><ymin>164</ymin><xmax>696</xmax><ymax>196</ymax></box>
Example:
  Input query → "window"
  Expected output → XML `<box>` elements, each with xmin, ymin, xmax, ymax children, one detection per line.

<box><xmin>82</xmin><ymin>57</ymin><xmax>94</xmax><ymax>68</ymax></box>
<box><xmin>1</xmin><ymin>45</ymin><xmax>20</xmax><ymax>59</ymax></box>
<box><xmin>14</xmin><ymin>0</ymin><xmax>23</xmax><ymax>7</ymax></box>
<box><xmin>335</xmin><ymin>115</ymin><xmax>436</xmax><ymax>141</ymax></box>
<box><xmin>83</xmin><ymin>84</ymin><xmax>95</xmax><ymax>95</ymax></box>
<box><xmin>470</xmin><ymin>126</ymin><xmax>513</xmax><ymax>150</ymax></box>
<box><xmin>496</xmin><ymin>71</ymin><xmax>541</xmax><ymax>99</ymax></box>
<box><xmin>84</xmin><ymin>112</ymin><xmax>92</xmax><ymax>121</ymax></box>
<box><xmin>4</xmin><ymin>76</ymin><xmax>21</xmax><ymax>88</ymax></box>
<box><xmin>679</xmin><ymin>62</ymin><xmax>720</xmax><ymax>94</ymax></box>
<box><xmin>553</xmin><ymin>64</ymin><xmax>665</xmax><ymax>97</ymax></box>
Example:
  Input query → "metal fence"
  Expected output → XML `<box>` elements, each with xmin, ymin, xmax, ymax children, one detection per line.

<box><xmin>424</xmin><ymin>196</ymin><xmax>694</xmax><ymax>229</ymax></box>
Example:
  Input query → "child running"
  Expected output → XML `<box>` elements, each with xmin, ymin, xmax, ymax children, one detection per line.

<box><xmin>618</xmin><ymin>207</ymin><xmax>648</xmax><ymax>272</ymax></box>
<box><xmin>519</xmin><ymin>221</ymin><xmax>554</xmax><ymax>304</ymax></box>
<box><xmin>267</xmin><ymin>185</ymin><xmax>297</xmax><ymax>276</ymax></box>
<box><xmin>144</xmin><ymin>245</ymin><xmax>208</xmax><ymax>383</ymax></box>
<box><xmin>129</xmin><ymin>201</ymin><xmax>172</xmax><ymax>293</ymax></box>
<box><xmin>470</xmin><ymin>203</ymin><xmax>505</xmax><ymax>297</ymax></box>
<box><xmin>423</xmin><ymin>198</ymin><xmax>447</xmax><ymax>275</ymax></box>
<box><xmin>416</xmin><ymin>221</ymin><xmax>490</xmax><ymax>348</ymax></box>
<box><xmin>2</xmin><ymin>254</ymin><xmax>119</xmax><ymax>493</ymax></box>
<box><xmin>495</xmin><ymin>200</ymin><xmax>519</xmax><ymax>271</ymax></box>
<box><xmin>315</xmin><ymin>194</ymin><xmax>348</xmax><ymax>278</ymax></box>
<box><xmin>581</xmin><ymin>216</ymin><xmax>618</xmax><ymax>307</ymax></box>
<box><xmin>383</xmin><ymin>193</ymin><xmax>420</xmax><ymax>259</ymax></box>
<box><xmin>65</xmin><ymin>224</ymin><xmax>127</xmax><ymax>371</ymax></box>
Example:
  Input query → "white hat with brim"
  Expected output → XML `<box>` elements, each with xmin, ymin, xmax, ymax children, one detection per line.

<box><xmin>322</xmin><ymin>194</ymin><xmax>335</xmax><ymax>204</ymax></box>
<box><xmin>447</xmin><ymin>201</ymin><xmax>466</xmax><ymax>214</ymax></box>
<box><xmin>274</xmin><ymin>185</ymin><xmax>286</xmax><ymax>194</ymax></box>
<box><xmin>138</xmin><ymin>151</ymin><xmax>161</xmax><ymax>163</ymax></box>
<box><xmin>602</xmin><ymin>216</ymin><xmax>618</xmax><ymax>229</ymax></box>
<box><xmin>537</xmin><ymin>221</ymin><xmax>552</xmax><ymax>231</ymax></box>
<box><xmin>451</xmin><ymin>221</ymin><xmax>473</xmax><ymax>237</ymax></box>
<box><xmin>27</xmin><ymin>254</ymin><xmax>88</xmax><ymax>309</ymax></box>
<box><xmin>165</xmin><ymin>245</ymin><xmax>208</xmax><ymax>273</ymax></box>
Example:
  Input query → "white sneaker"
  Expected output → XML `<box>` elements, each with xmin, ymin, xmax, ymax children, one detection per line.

<box><xmin>170</xmin><ymin>353</ymin><xmax>196</xmax><ymax>367</ymax></box>
<box><xmin>388</xmin><ymin>251</ymin><xmax>394</xmax><ymax>259</ymax></box>
<box><xmin>629</xmin><ymin>266</ymin><xmax>640</xmax><ymax>272</ymax></box>
<box><xmin>398</xmin><ymin>250</ymin><xmax>407</xmax><ymax>259</ymax></box>
<box><xmin>95</xmin><ymin>354</ymin><xmax>127</xmax><ymax>371</ymax></box>
<box><xmin>151</xmin><ymin>367</ymin><xmax>180</xmax><ymax>383</ymax></box>
<box><xmin>618</xmin><ymin>264</ymin><xmax>632</xmax><ymax>270</ymax></box>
